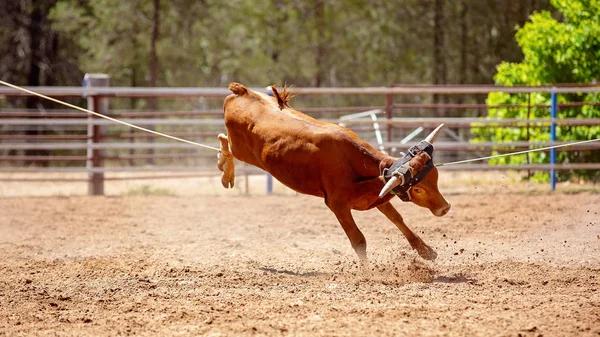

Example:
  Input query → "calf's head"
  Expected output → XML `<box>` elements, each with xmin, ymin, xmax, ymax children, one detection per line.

<box><xmin>379</xmin><ymin>124</ymin><xmax>451</xmax><ymax>217</ymax></box>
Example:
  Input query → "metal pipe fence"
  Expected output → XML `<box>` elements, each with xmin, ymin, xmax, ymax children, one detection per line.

<box><xmin>1</xmin><ymin>79</ymin><xmax>599</xmax><ymax>194</ymax></box>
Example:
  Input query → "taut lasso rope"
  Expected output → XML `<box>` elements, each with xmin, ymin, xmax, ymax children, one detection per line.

<box><xmin>437</xmin><ymin>138</ymin><xmax>600</xmax><ymax>167</ymax></box>
<box><xmin>0</xmin><ymin>80</ymin><xmax>220</xmax><ymax>152</ymax></box>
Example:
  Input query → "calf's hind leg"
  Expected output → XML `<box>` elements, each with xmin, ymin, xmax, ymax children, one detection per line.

<box><xmin>217</xmin><ymin>133</ymin><xmax>235</xmax><ymax>188</ymax></box>
<box><xmin>377</xmin><ymin>202</ymin><xmax>437</xmax><ymax>260</ymax></box>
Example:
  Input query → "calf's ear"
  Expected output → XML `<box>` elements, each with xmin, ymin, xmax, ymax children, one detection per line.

<box><xmin>407</xmin><ymin>153</ymin><xmax>431</xmax><ymax>176</ymax></box>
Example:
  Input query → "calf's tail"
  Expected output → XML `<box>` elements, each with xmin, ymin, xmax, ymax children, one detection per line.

<box><xmin>228</xmin><ymin>82</ymin><xmax>248</xmax><ymax>96</ymax></box>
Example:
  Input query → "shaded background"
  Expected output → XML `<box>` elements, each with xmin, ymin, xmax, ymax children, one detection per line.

<box><xmin>0</xmin><ymin>0</ymin><xmax>552</xmax><ymax>92</ymax></box>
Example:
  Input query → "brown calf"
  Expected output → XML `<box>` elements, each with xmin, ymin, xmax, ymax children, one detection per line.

<box><xmin>217</xmin><ymin>83</ymin><xmax>450</xmax><ymax>261</ymax></box>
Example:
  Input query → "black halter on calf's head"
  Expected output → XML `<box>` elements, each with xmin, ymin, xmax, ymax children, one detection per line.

<box><xmin>379</xmin><ymin>124</ymin><xmax>445</xmax><ymax>201</ymax></box>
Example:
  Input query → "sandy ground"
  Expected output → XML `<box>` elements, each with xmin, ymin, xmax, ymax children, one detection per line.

<box><xmin>0</xmin><ymin>175</ymin><xmax>599</xmax><ymax>336</ymax></box>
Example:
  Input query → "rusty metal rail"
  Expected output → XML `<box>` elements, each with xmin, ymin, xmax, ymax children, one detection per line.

<box><xmin>3</xmin><ymin>117</ymin><xmax>600</xmax><ymax>127</ymax></box>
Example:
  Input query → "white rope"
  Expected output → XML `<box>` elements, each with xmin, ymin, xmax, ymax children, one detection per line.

<box><xmin>0</xmin><ymin>80</ymin><xmax>221</xmax><ymax>152</ymax></box>
<box><xmin>438</xmin><ymin>138</ymin><xmax>600</xmax><ymax>166</ymax></box>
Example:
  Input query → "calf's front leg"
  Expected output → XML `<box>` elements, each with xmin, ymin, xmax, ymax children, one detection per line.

<box><xmin>377</xmin><ymin>202</ymin><xmax>437</xmax><ymax>260</ymax></box>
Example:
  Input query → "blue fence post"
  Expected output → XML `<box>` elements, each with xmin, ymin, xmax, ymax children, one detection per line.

<box><xmin>266</xmin><ymin>172</ymin><xmax>273</xmax><ymax>194</ymax></box>
<box><xmin>550</xmin><ymin>91</ymin><xmax>557</xmax><ymax>191</ymax></box>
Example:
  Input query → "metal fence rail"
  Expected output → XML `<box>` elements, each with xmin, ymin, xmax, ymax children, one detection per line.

<box><xmin>1</xmin><ymin>80</ymin><xmax>599</xmax><ymax>194</ymax></box>
<box><xmin>4</xmin><ymin>117</ymin><xmax>600</xmax><ymax>127</ymax></box>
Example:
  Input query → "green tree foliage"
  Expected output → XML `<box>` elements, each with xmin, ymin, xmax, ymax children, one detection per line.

<box><xmin>41</xmin><ymin>0</ymin><xmax>549</xmax><ymax>88</ymax></box>
<box><xmin>476</xmin><ymin>0</ymin><xmax>600</xmax><ymax>182</ymax></box>
<box><xmin>0</xmin><ymin>0</ymin><xmax>83</xmax><ymax>87</ymax></box>
<box><xmin>1</xmin><ymin>0</ymin><xmax>551</xmax><ymax>109</ymax></box>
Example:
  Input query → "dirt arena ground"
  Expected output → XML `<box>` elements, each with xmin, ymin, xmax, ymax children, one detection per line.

<box><xmin>0</xmin><ymin>173</ymin><xmax>599</xmax><ymax>336</ymax></box>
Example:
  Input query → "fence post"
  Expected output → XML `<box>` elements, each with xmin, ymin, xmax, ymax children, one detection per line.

<box><xmin>84</xmin><ymin>74</ymin><xmax>110</xmax><ymax>196</ymax></box>
<box><xmin>550</xmin><ymin>90</ymin><xmax>557</xmax><ymax>191</ymax></box>
<box><xmin>266</xmin><ymin>173</ymin><xmax>273</xmax><ymax>195</ymax></box>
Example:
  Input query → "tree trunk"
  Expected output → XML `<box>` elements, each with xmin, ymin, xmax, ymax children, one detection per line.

<box><xmin>268</xmin><ymin>0</ymin><xmax>288</xmax><ymax>84</ymax></box>
<box><xmin>25</xmin><ymin>1</ymin><xmax>56</xmax><ymax>166</ymax></box>
<box><xmin>149</xmin><ymin>0</ymin><xmax>159</xmax><ymax>90</ymax></box>
<box><xmin>432</xmin><ymin>0</ymin><xmax>447</xmax><ymax>113</ymax></box>
<box><xmin>314</xmin><ymin>0</ymin><xmax>326</xmax><ymax>87</ymax></box>
<box><xmin>457</xmin><ymin>1</ymin><xmax>469</xmax><ymax>105</ymax></box>
<box><xmin>147</xmin><ymin>0</ymin><xmax>160</xmax><ymax>164</ymax></box>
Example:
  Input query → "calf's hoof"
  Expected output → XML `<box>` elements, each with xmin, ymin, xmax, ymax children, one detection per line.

<box><xmin>217</xmin><ymin>133</ymin><xmax>235</xmax><ymax>188</ymax></box>
<box><xmin>415</xmin><ymin>243</ymin><xmax>438</xmax><ymax>261</ymax></box>
<box><xmin>220</xmin><ymin>162</ymin><xmax>235</xmax><ymax>188</ymax></box>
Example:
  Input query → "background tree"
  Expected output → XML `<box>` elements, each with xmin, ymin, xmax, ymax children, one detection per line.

<box><xmin>0</xmin><ymin>0</ymin><xmax>83</xmax><ymax>163</ymax></box>
<box><xmin>474</xmin><ymin>0</ymin><xmax>600</xmax><ymax>182</ymax></box>
<box><xmin>42</xmin><ymin>0</ymin><xmax>551</xmax><ymax>90</ymax></box>
<box><xmin>2</xmin><ymin>0</ymin><xmax>565</xmax><ymax>168</ymax></box>
<box><xmin>1</xmin><ymin>0</ymin><xmax>553</xmax><ymax>112</ymax></box>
